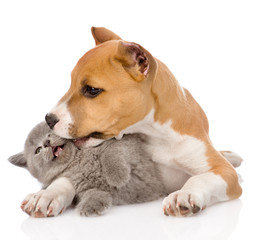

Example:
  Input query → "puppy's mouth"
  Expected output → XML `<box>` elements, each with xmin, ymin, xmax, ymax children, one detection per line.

<box><xmin>72</xmin><ymin>132</ymin><xmax>105</xmax><ymax>148</ymax></box>
<box><xmin>72</xmin><ymin>137</ymin><xmax>90</xmax><ymax>148</ymax></box>
<box><xmin>51</xmin><ymin>145</ymin><xmax>65</xmax><ymax>159</ymax></box>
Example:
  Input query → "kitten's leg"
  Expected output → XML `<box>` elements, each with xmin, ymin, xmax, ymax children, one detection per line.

<box><xmin>77</xmin><ymin>189</ymin><xmax>113</xmax><ymax>216</ymax></box>
<box><xmin>101</xmin><ymin>149</ymin><xmax>131</xmax><ymax>188</ymax></box>
<box><xmin>21</xmin><ymin>177</ymin><xmax>75</xmax><ymax>218</ymax></box>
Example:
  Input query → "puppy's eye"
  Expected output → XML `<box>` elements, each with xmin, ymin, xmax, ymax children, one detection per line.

<box><xmin>82</xmin><ymin>85</ymin><xmax>103</xmax><ymax>98</ymax></box>
<box><xmin>35</xmin><ymin>147</ymin><xmax>42</xmax><ymax>154</ymax></box>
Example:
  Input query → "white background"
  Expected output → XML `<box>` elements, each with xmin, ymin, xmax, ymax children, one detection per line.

<box><xmin>0</xmin><ymin>0</ymin><xmax>253</xmax><ymax>239</ymax></box>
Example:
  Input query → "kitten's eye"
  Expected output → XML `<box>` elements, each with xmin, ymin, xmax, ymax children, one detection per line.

<box><xmin>35</xmin><ymin>147</ymin><xmax>42</xmax><ymax>154</ymax></box>
<box><xmin>82</xmin><ymin>85</ymin><xmax>103</xmax><ymax>98</ymax></box>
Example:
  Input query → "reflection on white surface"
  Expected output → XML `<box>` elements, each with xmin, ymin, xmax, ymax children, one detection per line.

<box><xmin>21</xmin><ymin>199</ymin><xmax>242</xmax><ymax>240</ymax></box>
<box><xmin>162</xmin><ymin>200</ymin><xmax>242</xmax><ymax>240</ymax></box>
<box><xmin>21</xmin><ymin>202</ymin><xmax>167</xmax><ymax>240</ymax></box>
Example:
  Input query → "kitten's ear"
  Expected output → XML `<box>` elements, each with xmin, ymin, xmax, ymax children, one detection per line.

<box><xmin>8</xmin><ymin>152</ymin><xmax>27</xmax><ymax>168</ymax></box>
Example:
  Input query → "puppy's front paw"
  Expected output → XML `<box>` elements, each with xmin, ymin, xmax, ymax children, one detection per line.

<box><xmin>163</xmin><ymin>190</ymin><xmax>205</xmax><ymax>217</ymax></box>
<box><xmin>77</xmin><ymin>189</ymin><xmax>112</xmax><ymax>217</ymax></box>
<box><xmin>21</xmin><ymin>190</ymin><xmax>66</xmax><ymax>218</ymax></box>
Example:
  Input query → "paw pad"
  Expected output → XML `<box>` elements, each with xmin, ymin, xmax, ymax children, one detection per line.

<box><xmin>163</xmin><ymin>191</ymin><xmax>204</xmax><ymax>217</ymax></box>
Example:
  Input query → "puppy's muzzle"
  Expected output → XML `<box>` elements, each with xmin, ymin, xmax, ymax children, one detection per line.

<box><xmin>45</xmin><ymin>113</ymin><xmax>59</xmax><ymax>129</ymax></box>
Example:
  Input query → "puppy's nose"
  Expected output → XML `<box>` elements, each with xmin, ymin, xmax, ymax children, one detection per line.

<box><xmin>45</xmin><ymin>113</ymin><xmax>59</xmax><ymax>129</ymax></box>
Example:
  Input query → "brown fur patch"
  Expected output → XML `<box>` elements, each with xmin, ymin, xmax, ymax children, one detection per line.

<box><xmin>151</xmin><ymin>59</ymin><xmax>242</xmax><ymax>200</ymax></box>
<box><xmin>152</xmin><ymin>60</ymin><xmax>209</xmax><ymax>141</ymax></box>
<box><xmin>91</xmin><ymin>27</ymin><xmax>122</xmax><ymax>45</ymax></box>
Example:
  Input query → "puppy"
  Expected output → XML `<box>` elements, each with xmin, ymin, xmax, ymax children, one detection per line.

<box><xmin>45</xmin><ymin>27</ymin><xmax>242</xmax><ymax>216</ymax></box>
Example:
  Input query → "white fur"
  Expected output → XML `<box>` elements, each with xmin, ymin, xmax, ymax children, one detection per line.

<box><xmin>180</xmin><ymin>86</ymin><xmax>186</xmax><ymax>98</ymax></box>
<box><xmin>22</xmin><ymin>177</ymin><xmax>75</xmax><ymax>217</ymax></box>
<box><xmin>50</xmin><ymin>101</ymin><xmax>73</xmax><ymax>139</ymax></box>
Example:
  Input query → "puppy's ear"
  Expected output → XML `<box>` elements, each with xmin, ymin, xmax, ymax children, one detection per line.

<box><xmin>8</xmin><ymin>152</ymin><xmax>27</xmax><ymax>168</ymax></box>
<box><xmin>91</xmin><ymin>27</ymin><xmax>122</xmax><ymax>45</ymax></box>
<box><xmin>115</xmin><ymin>41</ymin><xmax>157</xmax><ymax>82</ymax></box>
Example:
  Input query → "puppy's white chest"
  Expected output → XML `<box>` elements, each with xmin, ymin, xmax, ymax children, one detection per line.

<box><xmin>146</xmin><ymin>124</ymin><xmax>210</xmax><ymax>175</ymax></box>
<box><xmin>118</xmin><ymin>110</ymin><xmax>210</xmax><ymax>175</ymax></box>
<box><xmin>146</xmin><ymin>138</ymin><xmax>175</xmax><ymax>165</ymax></box>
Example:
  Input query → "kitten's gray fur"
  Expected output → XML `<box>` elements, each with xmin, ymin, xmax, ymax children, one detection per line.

<box><xmin>9</xmin><ymin>122</ymin><xmax>168</xmax><ymax>216</ymax></box>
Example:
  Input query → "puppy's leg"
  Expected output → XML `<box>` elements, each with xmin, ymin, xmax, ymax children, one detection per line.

<box><xmin>163</xmin><ymin>172</ymin><xmax>228</xmax><ymax>216</ymax></box>
<box><xmin>77</xmin><ymin>189</ymin><xmax>113</xmax><ymax>216</ymax></box>
<box><xmin>163</xmin><ymin>145</ymin><xmax>242</xmax><ymax>217</ymax></box>
<box><xmin>21</xmin><ymin>177</ymin><xmax>75</xmax><ymax>218</ymax></box>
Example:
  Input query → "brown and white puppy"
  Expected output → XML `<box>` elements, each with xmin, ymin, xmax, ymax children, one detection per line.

<box><xmin>45</xmin><ymin>27</ymin><xmax>242</xmax><ymax>217</ymax></box>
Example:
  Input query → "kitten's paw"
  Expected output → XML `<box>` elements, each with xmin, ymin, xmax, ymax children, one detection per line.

<box><xmin>21</xmin><ymin>190</ymin><xmax>66</xmax><ymax>218</ymax></box>
<box><xmin>162</xmin><ymin>190</ymin><xmax>205</xmax><ymax>217</ymax></box>
<box><xmin>79</xmin><ymin>199</ymin><xmax>111</xmax><ymax>217</ymax></box>
<box><xmin>77</xmin><ymin>189</ymin><xmax>112</xmax><ymax>217</ymax></box>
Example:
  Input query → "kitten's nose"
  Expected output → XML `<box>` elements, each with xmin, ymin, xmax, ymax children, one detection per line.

<box><xmin>44</xmin><ymin>140</ymin><xmax>51</xmax><ymax>148</ymax></box>
<box><xmin>45</xmin><ymin>113</ymin><xmax>59</xmax><ymax>129</ymax></box>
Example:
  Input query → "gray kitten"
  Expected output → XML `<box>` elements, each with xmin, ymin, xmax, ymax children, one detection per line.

<box><xmin>9</xmin><ymin>122</ymin><xmax>167</xmax><ymax>217</ymax></box>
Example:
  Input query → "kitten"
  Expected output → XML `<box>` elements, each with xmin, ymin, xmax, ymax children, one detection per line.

<box><xmin>9</xmin><ymin>122</ymin><xmax>167</xmax><ymax>217</ymax></box>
